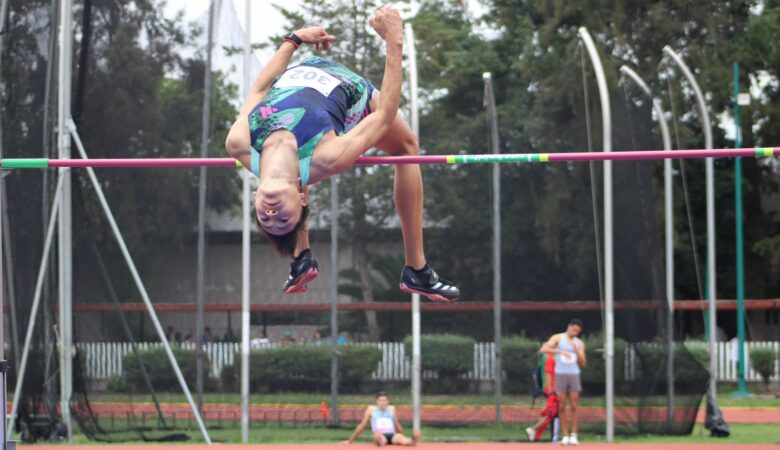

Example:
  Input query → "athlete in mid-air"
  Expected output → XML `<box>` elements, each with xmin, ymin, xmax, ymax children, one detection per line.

<box><xmin>343</xmin><ymin>392</ymin><xmax>418</xmax><ymax>446</ymax></box>
<box><xmin>225</xmin><ymin>7</ymin><xmax>459</xmax><ymax>302</ymax></box>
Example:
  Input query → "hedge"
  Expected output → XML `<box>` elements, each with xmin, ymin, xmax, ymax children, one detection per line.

<box><xmin>750</xmin><ymin>347</ymin><xmax>777</xmax><ymax>388</ymax></box>
<box><xmin>221</xmin><ymin>344</ymin><xmax>382</xmax><ymax>393</ymax></box>
<box><xmin>502</xmin><ymin>336</ymin><xmax>541</xmax><ymax>381</ymax></box>
<box><xmin>403</xmin><ymin>334</ymin><xmax>475</xmax><ymax>393</ymax></box>
<box><xmin>123</xmin><ymin>347</ymin><xmax>216</xmax><ymax>392</ymax></box>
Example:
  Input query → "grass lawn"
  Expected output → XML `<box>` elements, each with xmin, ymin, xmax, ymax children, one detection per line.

<box><xmin>59</xmin><ymin>423</ymin><xmax>780</xmax><ymax>445</ymax></box>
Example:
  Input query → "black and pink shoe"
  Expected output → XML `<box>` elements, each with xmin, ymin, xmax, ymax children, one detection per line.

<box><xmin>282</xmin><ymin>249</ymin><xmax>319</xmax><ymax>295</ymax></box>
<box><xmin>399</xmin><ymin>264</ymin><xmax>460</xmax><ymax>302</ymax></box>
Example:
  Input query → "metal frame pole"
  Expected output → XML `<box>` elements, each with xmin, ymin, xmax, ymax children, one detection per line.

<box><xmin>69</xmin><ymin>122</ymin><xmax>212</xmax><ymax>444</ymax></box>
<box><xmin>579</xmin><ymin>27</ymin><xmax>613</xmax><ymax>442</ymax></box>
<box><xmin>240</xmin><ymin>0</ymin><xmax>252</xmax><ymax>443</ymax></box>
<box><xmin>483</xmin><ymin>72</ymin><xmax>502</xmax><ymax>424</ymax></box>
<box><xmin>404</xmin><ymin>21</ymin><xmax>422</xmax><ymax>437</ymax></box>
<box><xmin>330</xmin><ymin>175</ymin><xmax>339</xmax><ymax>425</ymax></box>
<box><xmin>56</xmin><ymin>0</ymin><xmax>74</xmax><ymax>440</ymax></box>
<box><xmin>619</xmin><ymin>65</ymin><xmax>675</xmax><ymax>430</ymax></box>
<box><xmin>663</xmin><ymin>46</ymin><xmax>716</xmax><ymax>401</ymax></box>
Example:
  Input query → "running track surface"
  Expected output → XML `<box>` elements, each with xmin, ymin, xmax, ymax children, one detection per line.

<box><xmin>77</xmin><ymin>403</ymin><xmax>780</xmax><ymax>424</ymax></box>
<box><xmin>17</xmin><ymin>444</ymin><xmax>780</xmax><ymax>449</ymax></box>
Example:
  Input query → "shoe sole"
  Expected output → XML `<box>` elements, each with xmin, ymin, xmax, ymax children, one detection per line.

<box><xmin>283</xmin><ymin>268</ymin><xmax>319</xmax><ymax>295</ymax></box>
<box><xmin>399</xmin><ymin>283</ymin><xmax>459</xmax><ymax>302</ymax></box>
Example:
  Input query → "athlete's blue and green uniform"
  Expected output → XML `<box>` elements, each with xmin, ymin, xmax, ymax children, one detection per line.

<box><xmin>247</xmin><ymin>57</ymin><xmax>375</xmax><ymax>185</ymax></box>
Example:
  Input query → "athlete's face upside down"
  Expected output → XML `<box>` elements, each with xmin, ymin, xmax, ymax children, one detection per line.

<box><xmin>254</xmin><ymin>178</ymin><xmax>307</xmax><ymax>236</ymax></box>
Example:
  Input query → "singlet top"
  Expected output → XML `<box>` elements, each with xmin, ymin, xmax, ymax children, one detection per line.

<box><xmin>554</xmin><ymin>333</ymin><xmax>582</xmax><ymax>375</ymax></box>
<box><xmin>246</xmin><ymin>56</ymin><xmax>375</xmax><ymax>185</ymax></box>
<box><xmin>370</xmin><ymin>406</ymin><xmax>396</xmax><ymax>435</ymax></box>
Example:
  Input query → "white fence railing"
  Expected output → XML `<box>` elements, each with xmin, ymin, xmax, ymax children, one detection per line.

<box><xmin>77</xmin><ymin>341</ymin><xmax>780</xmax><ymax>382</ymax></box>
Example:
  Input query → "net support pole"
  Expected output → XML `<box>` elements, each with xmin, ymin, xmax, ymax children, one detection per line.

<box><xmin>579</xmin><ymin>27</ymin><xmax>613</xmax><ymax>442</ymax></box>
<box><xmin>240</xmin><ymin>0</ymin><xmax>252</xmax><ymax>443</ymax></box>
<box><xmin>619</xmin><ymin>66</ymin><xmax>675</xmax><ymax>429</ymax></box>
<box><xmin>7</xmin><ymin>173</ymin><xmax>65</xmax><ymax>438</ymax></box>
<box><xmin>483</xmin><ymin>72</ymin><xmax>503</xmax><ymax>424</ymax></box>
<box><xmin>57</xmin><ymin>0</ymin><xmax>74</xmax><ymax>440</ymax></box>
<box><xmin>68</xmin><ymin>122</ymin><xmax>212</xmax><ymax>444</ymax></box>
<box><xmin>196</xmin><ymin>0</ymin><xmax>217</xmax><ymax>416</ymax></box>
<box><xmin>404</xmin><ymin>22</ymin><xmax>422</xmax><ymax>436</ymax></box>
<box><xmin>732</xmin><ymin>62</ymin><xmax>748</xmax><ymax>397</ymax></box>
<box><xmin>330</xmin><ymin>174</ymin><xmax>339</xmax><ymax>425</ymax></box>
<box><xmin>663</xmin><ymin>46</ymin><xmax>716</xmax><ymax>401</ymax></box>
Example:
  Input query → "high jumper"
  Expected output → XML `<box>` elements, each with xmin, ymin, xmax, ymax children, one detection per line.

<box><xmin>224</xmin><ymin>7</ymin><xmax>459</xmax><ymax>301</ymax></box>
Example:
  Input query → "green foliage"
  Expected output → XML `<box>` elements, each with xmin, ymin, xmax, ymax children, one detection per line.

<box><xmin>123</xmin><ymin>348</ymin><xmax>216</xmax><ymax>392</ymax></box>
<box><xmin>221</xmin><ymin>344</ymin><xmax>382</xmax><ymax>393</ymax></box>
<box><xmin>579</xmin><ymin>336</ymin><xmax>627</xmax><ymax>389</ymax></box>
<box><xmin>634</xmin><ymin>342</ymin><xmax>709</xmax><ymax>392</ymax></box>
<box><xmin>403</xmin><ymin>334</ymin><xmax>474</xmax><ymax>392</ymax></box>
<box><xmin>502</xmin><ymin>336</ymin><xmax>541</xmax><ymax>383</ymax></box>
<box><xmin>749</xmin><ymin>347</ymin><xmax>777</xmax><ymax>388</ymax></box>
<box><xmin>106</xmin><ymin>375</ymin><xmax>127</xmax><ymax>393</ymax></box>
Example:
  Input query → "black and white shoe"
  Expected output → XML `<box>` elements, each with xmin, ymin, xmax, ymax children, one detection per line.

<box><xmin>399</xmin><ymin>264</ymin><xmax>460</xmax><ymax>302</ymax></box>
<box><xmin>282</xmin><ymin>249</ymin><xmax>319</xmax><ymax>295</ymax></box>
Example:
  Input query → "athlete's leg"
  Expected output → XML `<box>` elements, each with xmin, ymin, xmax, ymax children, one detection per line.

<box><xmin>570</xmin><ymin>391</ymin><xmax>580</xmax><ymax>434</ymax></box>
<box><xmin>391</xmin><ymin>433</ymin><xmax>414</xmax><ymax>446</ymax></box>
<box><xmin>369</xmin><ymin>92</ymin><xmax>425</xmax><ymax>269</ymax></box>
<box><xmin>374</xmin><ymin>432</ymin><xmax>388</xmax><ymax>446</ymax></box>
<box><xmin>557</xmin><ymin>392</ymin><xmax>569</xmax><ymax>437</ymax></box>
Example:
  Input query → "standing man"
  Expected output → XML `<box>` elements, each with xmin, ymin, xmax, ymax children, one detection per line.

<box><xmin>343</xmin><ymin>392</ymin><xmax>418</xmax><ymax>446</ymax></box>
<box><xmin>540</xmin><ymin>319</ymin><xmax>587</xmax><ymax>446</ymax></box>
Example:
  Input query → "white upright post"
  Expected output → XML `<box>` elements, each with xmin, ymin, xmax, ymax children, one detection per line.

<box><xmin>619</xmin><ymin>66</ymin><xmax>675</xmax><ymax>427</ymax></box>
<box><xmin>662</xmin><ymin>46</ymin><xmax>716</xmax><ymax>402</ymax></box>
<box><xmin>404</xmin><ymin>21</ymin><xmax>422</xmax><ymax>437</ymax></box>
<box><xmin>240</xmin><ymin>0</ymin><xmax>252</xmax><ymax>443</ymax></box>
<box><xmin>578</xmin><ymin>28</ymin><xmax>613</xmax><ymax>442</ymax></box>
<box><xmin>57</xmin><ymin>0</ymin><xmax>74</xmax><ymax>441</ymax></box>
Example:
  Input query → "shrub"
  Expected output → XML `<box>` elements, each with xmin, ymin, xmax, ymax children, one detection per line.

<box><xmin>106</xmin><ymin>375</ymin><xmax>127</xmax><ymax>393</ymax></box>
<box><xmin>634</xmin><ymin>341</ymin><xmax>709</xmax><ymax>392</ymax></box>
<box><xmin>123</xmin><ymin>348</ymin><xmax>216</xmax><ymax>392</ymax></box>
<box><xmin>502</xmin><ymin>336</ymin><xmax>541</xmax><ymax>390</ymax></box>
<box><xmin>221</xmin><ymin>344</ymin><xmax>382</xmax><ymax>393</ymax></box>
<box><xmin>750</xmin><ymin>347</ymin><xmax>777</xmax><ymax>389</ymax></box>
<box><xmin>404</xmin><ymin>334</ymin><xmax>475</xmax><ymax>393</ymax></box>
<box><xmin>579</xmin><ymin>336</ymin><xmax>627</xmax><ymax>389</ymax></box>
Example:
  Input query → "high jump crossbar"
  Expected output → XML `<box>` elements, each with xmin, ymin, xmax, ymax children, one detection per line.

<box><xmin>0</xmin><ymin>147</ymin><xmax>776</xmax><ymax>169</ymax></box>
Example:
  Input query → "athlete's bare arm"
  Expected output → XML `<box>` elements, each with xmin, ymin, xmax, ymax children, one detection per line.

<box><xmin>317</xmin><ymin>7</ymin><xmax>404</xmax><ymax>175</ymax></box>
<box><xmin>343</xmin><ymin>406</ymin><xmax>373</xmax><ymax>444</ymax></box>
<box><xmin>225</xmin><ymin>27</ymin><xmax>336</xmax><ymax>167</ymax></box>
<box><xmin>576</xmin><ymin>339</ymin><xmax>587</xmax><ymax>368</ymax></box>
<box><xmin>391</xmin><ymin>406</ymin><xmax>405</xmax><ymax>436</ymax></box>
<box><xmin>539</xmin><ymin>334</ymin><xmax>562</xmax><ymax>355</ymax></box>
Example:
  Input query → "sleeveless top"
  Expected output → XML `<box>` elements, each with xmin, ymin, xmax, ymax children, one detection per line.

<box><xmin>554</xmin><ymin>333</ymin><xmax>582</xmax><ymax>375</ymax></box>
<box><xmin>370</xmin><ymin>406</ymin><xmax>396</xmax><ymax>434</ymax></box>
<box><xmin>246</xmin><ymin>56</ymin><xmax>375</xmax><ymax>185</ymax></box>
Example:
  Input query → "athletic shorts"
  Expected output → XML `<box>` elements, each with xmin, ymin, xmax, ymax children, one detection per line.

<box><xmin>555</xmin><ymin>373</ymin><xmax>581</xmax><ymax>394</ymax></box>
<box><xmin>383</xmin><ymin>432</ymin><xmax>397</xmax><ymax>444</ymax></box>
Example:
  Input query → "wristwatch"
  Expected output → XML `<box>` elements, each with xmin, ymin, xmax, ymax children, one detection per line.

<box><xmin>283</xmin><ymin>32</ymin><xmax>303</xmax><ymax>49</ymax></box>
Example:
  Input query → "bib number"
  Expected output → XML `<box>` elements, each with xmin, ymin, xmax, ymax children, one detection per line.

<box><xmin>374</xmin><ymin>417</ymin><xmax>393</xmax><ymax>433</ymax></box>
<box><xmin>560</xmin><ymin>352</ymin><xmax>577</xmax><ymax>364</ymax></box>
<box><xmin>275</xmin><ymin>66</ymin><xmax>341</xmax><ymax>96</ymax></box>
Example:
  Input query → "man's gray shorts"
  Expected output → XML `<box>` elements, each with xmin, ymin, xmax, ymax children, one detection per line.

<box><xmin>555</xmin><ymin>373</ymin><xmax>582</xmax><ymax>394</ymax></box>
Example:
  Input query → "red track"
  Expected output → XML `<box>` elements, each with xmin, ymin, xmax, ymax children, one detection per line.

<box><xmin>19</xmin><ymin>443</ymin><xmax>780</xmax><ymax>449</ymax></box>
<box><xmin>81</xmin><ymin>402</ymin><xmax>780</xmax><ymax>425</ymax></box>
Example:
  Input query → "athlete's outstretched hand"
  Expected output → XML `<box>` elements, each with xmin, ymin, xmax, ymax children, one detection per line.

<box><xmin>294</xmin><ymin>26</ymin><xmax>336</xmax><ymax>51</ymax></box>
<box><xmin>369</xmin><ymin>7</ymin><xmax>403</xmax><ymax>46</ymax></box>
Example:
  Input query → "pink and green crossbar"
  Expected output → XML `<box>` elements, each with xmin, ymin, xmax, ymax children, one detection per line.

<box><xmin>1</xmin><ymin>147</ymin><xmax>777</xmax><ymax>169</ymax></box>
